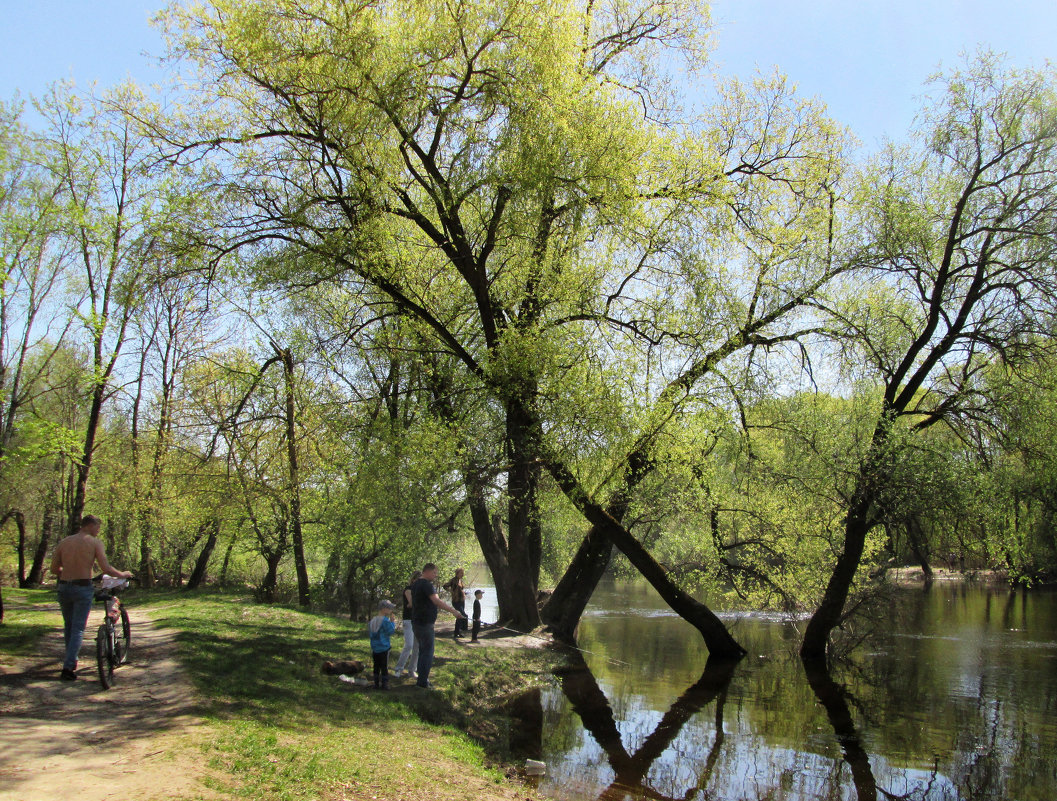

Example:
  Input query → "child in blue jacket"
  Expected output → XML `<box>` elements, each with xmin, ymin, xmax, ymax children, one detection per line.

<box><xmin>368</xmin><ymin>599</ymin><xmax>397</xmax><ymax>689</ymax></box>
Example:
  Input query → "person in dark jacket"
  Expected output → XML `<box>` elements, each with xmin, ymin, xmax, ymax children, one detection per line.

<box><xmin>410</xmin><ymin>563</ymin><xmax>466</xmax><ymax>688</ymax></box>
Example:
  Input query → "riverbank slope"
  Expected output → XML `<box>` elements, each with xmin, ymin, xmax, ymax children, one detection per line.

<box><xmin>0</xmin><ymin>588</ymin><xmax>568</xmax><ymax>801</ymax></box>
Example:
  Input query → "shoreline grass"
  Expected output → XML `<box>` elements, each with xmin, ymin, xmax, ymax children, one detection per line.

<box><xmin>138</xmin><ymin>588</ymin><xmax>567</xmax><ymax>800</ymax></box>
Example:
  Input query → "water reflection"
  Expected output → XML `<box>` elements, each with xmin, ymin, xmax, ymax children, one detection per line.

<box><xmin>556</xmin><ymin>655</ymin><xmax>738</xmax><ymax>800</ymax></box>
<box><xmin>537</xmin><ymin>580</ymin><xmax>1057</xmax><ymax>801</ymax></box>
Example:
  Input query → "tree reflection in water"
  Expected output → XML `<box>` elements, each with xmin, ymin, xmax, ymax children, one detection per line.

<box><xmin>801</xmin><ymin>658</ymin><xmax>945</xmax><ymax>801</ymax></box>
<box><xmin>539</xmin><ymin>583</ymin><xmax>1057</xmax><ymax>801</ymax></box>
<box><xmin>556</xmin><ymin>655</ymin><xmax>738</xmax><ymax>801</ymax></box>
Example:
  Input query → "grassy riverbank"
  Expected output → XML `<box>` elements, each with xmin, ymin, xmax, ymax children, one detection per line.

<box><xmin>1</xmin><ymin>587</ymin><xmax>568</xmax><ymax>800</ymax></box>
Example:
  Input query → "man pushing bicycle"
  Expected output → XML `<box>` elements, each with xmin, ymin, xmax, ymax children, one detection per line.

<box><xmin>50</xmin><ymin>515</ymin><xmax>133</xmax><ymax>681</ymax></box>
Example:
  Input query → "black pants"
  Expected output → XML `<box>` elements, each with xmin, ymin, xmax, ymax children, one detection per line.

<box><xmin>453</xmin><ymin>599</ymin><xmax>467</xmax><ymax>636</ymax></box>
<box><xmin>471</xmin><ymin>618</ymin><xmax>481</xmax><ymax>641</ymax></box>
<box><xmin>372</xmin><ymin>649</ymin><xmax>390</xmax><ymax>687</ymax></box>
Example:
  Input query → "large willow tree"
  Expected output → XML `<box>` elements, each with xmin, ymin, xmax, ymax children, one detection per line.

<box><xmin>801</xmin><ymin>56</ymin><xmax>1057</xmax><ymax>662</ymax></box>
<box><xmin>163</xmin><ymin>0</ymin><xmax>846</xmax><ymax>656</ymax></box>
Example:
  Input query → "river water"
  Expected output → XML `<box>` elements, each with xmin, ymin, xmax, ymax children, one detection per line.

<box><xmin>525</xmin><ymin>577</ymin><xmax>1057</xmax><ymax>801</ymax></box>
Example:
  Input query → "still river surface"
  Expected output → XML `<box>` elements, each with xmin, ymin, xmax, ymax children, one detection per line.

<box><xmin>493</xmin><ymin>577</ymin><xmax>1057</xmax><ymax>801</ymax></box>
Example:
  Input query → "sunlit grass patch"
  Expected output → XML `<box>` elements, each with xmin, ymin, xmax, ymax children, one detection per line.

<box><xmin>0</xmin><ymin>588</ymin><xmax>62</xmax><ymax>659</ymax></box>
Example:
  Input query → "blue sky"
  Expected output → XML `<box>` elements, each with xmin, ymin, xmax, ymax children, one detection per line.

<box><xmin>1</xmin><ymin>0</ymin><xmax>1054</xmax><ymax>147</ymax></box>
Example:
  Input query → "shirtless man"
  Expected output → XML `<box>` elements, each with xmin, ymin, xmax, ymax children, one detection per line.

<box><xmin>50</xmin><ymin>515</ymin><xmax>132</xmax><ymax>680</ymax></box>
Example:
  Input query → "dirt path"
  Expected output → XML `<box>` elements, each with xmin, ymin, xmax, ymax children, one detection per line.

<box><xmin>0</xmin><ymin>605</ymin><xmax>220</xmax><ymax>801</ymax></box>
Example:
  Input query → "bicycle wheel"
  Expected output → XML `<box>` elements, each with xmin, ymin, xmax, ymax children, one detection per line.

<box><xmin>116</xmin><ymin>606</ymin><xmax>131</xmax><ymax>664</ymax></box>
<box><xmin>96</xmin><ymin>625</ymin><xmax>114</xmax><ymax>689</ymax></box>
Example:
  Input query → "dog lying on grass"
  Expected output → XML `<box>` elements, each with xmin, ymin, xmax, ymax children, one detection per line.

<box><xmin>321</xmin><ymin>659</ymin><xmax>364</xmax><ymax>675</ymax></box>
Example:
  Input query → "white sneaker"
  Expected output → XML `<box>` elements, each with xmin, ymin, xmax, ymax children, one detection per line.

<box><xmin>393</xmin><ymin>670</ymin><xmax>403</xmax><ymax>678</ymax></box>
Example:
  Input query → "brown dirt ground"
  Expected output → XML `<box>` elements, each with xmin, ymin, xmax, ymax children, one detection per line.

<box><xmin>0</xmin><ymin>604</ymin><xmax>219</xmax><ymax>801</ymax></box>
<box><xmin>0</xmin><ymin>605</ymin><xmax>550</xmax><ymax>801</ymax></box>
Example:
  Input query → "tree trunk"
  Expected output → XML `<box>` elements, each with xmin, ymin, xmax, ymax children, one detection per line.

<box><xmin>904</xmin><ymin>516</ymin><xmax>933</xmax><ymax>580</ymax></box>
<box><xmin>502</xmin><ymin>394</ymin><xmax>543</xmax><ymax>629</ymax></box>
<box><xmin>185</xmin><ymin>517</ymin><xmax>220</xmax><ymax>589</ymax></box>
<box><xmin>259</xmin><ymin>549</ymin><xmax>283</xmax><ymax>603</ymax></box>
<box><xmin>278</xmin><ymin>346</ymin><xmax>310</xmax><ymax>607</ymax></box>
<box><xmin>540</xmin><ymin>450</ymin><xmax>668</xmax><ymax>643</ymax></box>
<box><xmin>466</xmin><ymin>470</ymin><xmax>539</xmax><ymax>629</ymax></box>
<box><xmin>69</xmin><ymin>383</ymin><xmax>106</xmax><ymax>535</ymax></box>
<box><xmin>220</xmin><ymin>528</ymin><xmax>238</xmax><ymax>587</ymax></box>
<box><xmin>27</xmin><ymin>508</ymin><xmax>52</xmax><ymax>587</ymax></box>
<box><xmin>801</xmin><ymin>496</ymin><xmax>874</xmax><ymax>663</ymax></box>
<box><xmin>540</xmin><ymin>526</ymin><xmax>614</xmax><ymax>642</ymax></box>
<box><xmin>345</xmin><ymin>559</ymin><xmax>363</xmax><ymax>621</ymax></box>
<box><xmin>544</xmin><ymin>455</ymin><xmax>746</xmax><ymax>658</ymax></box>
<box><xmin>801</xmin><ymin>418</ymin><xmax>890</xmax><ymax>663</ymax></box>
<box><xmin>139</xmin><ymin>537</ymin><xmax>157</xmax><ymax>588</ymax></box>
<box><xmin>10</xmin><ymin>510</ymin><xmax>27</xmax><ymax>587</ymax></box>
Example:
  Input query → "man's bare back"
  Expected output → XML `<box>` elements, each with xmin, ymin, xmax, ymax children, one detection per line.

<box><xmin>50</xmin><ymin>519</ymin><xmax>130</xmax><ymax>581</ymax></box>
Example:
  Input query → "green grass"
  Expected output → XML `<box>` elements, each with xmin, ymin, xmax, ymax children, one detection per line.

<box><xmin>0</xmin><ymin>587</ymin><xmax>61</xmax><ymax>659</ymax></box>
<box><xmin>136</xmin><ymin>588</ymin><xmax>566</xmax><ymax>800</ymax></box>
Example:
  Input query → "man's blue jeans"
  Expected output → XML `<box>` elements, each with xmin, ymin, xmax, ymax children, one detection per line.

<box><xmin>57</xmin><ymin>583</ymin><xmax>95</xmax><ymax>671</ymax></box>
<box><xmin>411</xmin><ymin>621</ymin><xmax>436</xmax><ymax>686</ymax></box>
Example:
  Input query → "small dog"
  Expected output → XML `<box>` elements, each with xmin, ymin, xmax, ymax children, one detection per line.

<box><xmin>322</xmin><ymin>659</ymin><xmax>364</xmax><ymax>675</ymax></box>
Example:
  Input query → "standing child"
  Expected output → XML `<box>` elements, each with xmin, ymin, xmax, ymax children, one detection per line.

<box><xmin>393</xmin><ymin>570</ymin><xmax>420</xmax><ymax>678</ymax></box>
<box><xmin>471</xmin><ymin>589</ymin><xmax>484</xmax><ymax>642</ymax></box>
<box><xmin>368</xmin><ymin>600</ymin><xmax>397</xmax><ymax>689</ymax></box>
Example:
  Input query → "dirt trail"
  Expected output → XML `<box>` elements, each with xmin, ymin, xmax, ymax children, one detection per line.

<box><xmin>0</xmin><ymin>605</ymin><xmax>219</xmax><ymax>801</ymax></box>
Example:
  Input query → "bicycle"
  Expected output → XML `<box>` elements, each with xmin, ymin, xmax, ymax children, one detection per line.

<box><xmin>93</xmin><ymin>575</ymin><xmax>133</xmax><ymax>689</ymax></box>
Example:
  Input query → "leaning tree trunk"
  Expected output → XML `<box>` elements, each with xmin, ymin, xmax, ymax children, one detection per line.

<box><xmin>801</xmin><ymin>494</ymin><xmax>875</xmax><ymax>663</ymax></box>
<box><xmin>541</xmin><ymin>451</ymin><xmax>651</xmax><ymax>641</ymax></box>
<box><xmin>545</xmin><ymin>455</ymin><xmax>746</xmax><ymax>658</ymax></box>
<box><xmin>540</xmin><ymin>526</ymin><xmax>614</xmax><ymax>642</ymax></box>
<box><xmin>801</xmin><ymin>420</ymin><xmax>891</xmax><ymax>664</ymax></box>
<box><xmin>185</xmin><ymin>520</ymin><xmax>220</xmax><ymax>590</ymax></box>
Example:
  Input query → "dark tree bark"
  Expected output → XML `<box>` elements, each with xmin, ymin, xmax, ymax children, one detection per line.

<box><xmin>541</xmin><ymin>451</ymin><xmax>651</xmax><ymax>641</ymax></box>
<box><xmin>501</xmin><ymin>393</ymin><xmax>543</xmax><ymax>629</ymax></box>
<box><xmin>26</xmin><ymin>505</ymin><xmax>55</xmax><ymax>587</ymax></box>
<box><xmin>801</xmin><ymin>422</ymin><xmax>889</xmax><ymax>663</ymax></box>
<box><xmin>276</xmin><ymin>345</ymin><xmax>310</xmax><ymax>607</ymax></box>
<box><xmin>219</xmin><ymin>527</ymin><xmax>238</xmax><ymax>586</ymax></box>
<box><xmin>904</xmin><ymin>515</ymin><xmax>933</xmax><ymax>580</ymax></box>
<box><xmin>69</xmin><ymin>383</ymin><xmax>107</xmax><ymax>536</ymax></box>
<box><xmin>6</xmin><ymin>510</ymin><xmax>28</xmax><ymax>587</ymax></box>
<box><xmin>545</xmin><ymin>454</ymin><xmax>746</xmax><ymax>658</ymax></box>
<box><xmin>185</xmin><ymin>517</ymin><xmax>220</xmax><ymax>589</ymax></box>
<box><xmin>540</xmin><ymin>527</ymin><xmax>614</xmax><ymax>642</ymax></box>
<box><xmin>801</xmin><ymin>493</ymin><xmax>876</xmax><ymax>663</ymax></box>
<box><xmin>259</xmin><ymin>546</ymin><xmax>284</xmax><ymax>603</ymax></box>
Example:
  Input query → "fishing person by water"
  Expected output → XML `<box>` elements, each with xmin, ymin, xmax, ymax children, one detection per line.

<box><xmin>410</xmin><ymin>562</ymin><xmax>467</xmax><ymax>688</ymax></box>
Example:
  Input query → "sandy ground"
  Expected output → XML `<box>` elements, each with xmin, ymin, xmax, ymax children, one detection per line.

<box><xmin>0</xmin><ymin>605</ymin><xmax>219</xmax><ymax>801</ymax></box>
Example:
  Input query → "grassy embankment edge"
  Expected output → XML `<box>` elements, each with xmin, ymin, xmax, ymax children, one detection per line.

<box><xmin>2</xmin><ymin>587</ymin><xmax>571</xmax><ymax>800</ymax></box>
